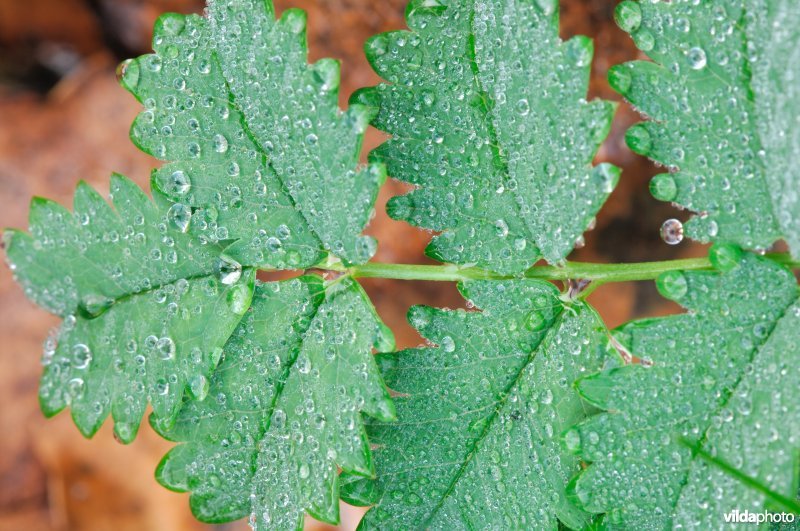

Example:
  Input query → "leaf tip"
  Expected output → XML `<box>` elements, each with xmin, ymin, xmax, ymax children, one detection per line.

<box><xmin>625</xmin><ymin>123</ymin><xmax>652</xmax><ymax>156</ymax></box>
<box><xmin>607</xmin><ymin>64</ymin><xmax>632</xmax><ymax>95</ymax></box>
<box><xmin>656</xmin><ymin>269</ymin><xmax>689</xmax><ymax>301</ymax></box>
<box><xmin>709</xmin><ymin>243</ymin><xmax>744</xmax><ymax>272</ymax></box>
<box><xmin>614</xmin><ymin>1</ymin><xmax>642</xmax><ymax>34</ymax></box>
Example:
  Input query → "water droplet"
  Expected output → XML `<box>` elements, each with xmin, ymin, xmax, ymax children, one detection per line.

<box><xmin>299</xmin><ymin>463</ymin><xmax>310</xmax><ymax>479</ymax></box>
<box><xmin>79</xmin><ymin>294</ymin><xmax>114</xmax><ymax>317</ymax></box>
<box><xmin>167</xmin><ymin>203</ymin><xmax>192</xmax><ymax>233</ymax></box>
<box><xmin>709</xmin><ymin>243</ymin><xmax>743</xmax><ymax>272</ymax></box>
<box><xmin>157</xmin><ymin>337</ymin><xmax>175</xmax><ymax>360</ymax></box>
<box><xmin>67</xmin><ymin>377</ymin><xmax>86</xmax><ymax>400</ymax></box>
<box><xmin>564</xmin><ymin>428</ymin><xmax>581</xmax><ymax>452</ymax></box>
<box><xmin>212</xmin><ymin>133</ymin><xmax>229</xmax><ymax>153</ymax></box>
<box><xmin>146</xmin><ymin>55</ymin><xmax>162</xmax><ymax>72</ymax></box>
<box><xmin>283</xmin><ymin>9</ymin><xmax>306</xmax><ymax>35</ymax></box>
<box><xmin>650</xmin><ymin>174</ymin><xmax>678</xmax><ymax>202</ymax></box>
<box><xmin>686</xmin><ymin>47</ymin><xmax>707</xmax><ymax>70</ymax></box>
<box><xmin>525</xmin><ymin>311</ymin><xmax>546</xmax><ymax>331</ymax></box>
<box><xmin>540</xmin><ymin>389</ymin><xmax>554</xmax><ymax>405</ymax></box>
<box><xmin>296</xmin><ymin>354</ymin><xmax>311</xmax><ymax>374</ymax></box>
<box><xmin>227</xmin><ymin>282</ymin><xmax>251</xmax><ymax>315</ymax></box>
<box><xmin>608</xmin><ymin>64</ymin><xmax>632</xmax><ymax>94</ymax></box>
<box><xmin>167</xmin><ymin>170</ymin><xmax>191</xmax><ymax>195</ymax></box>
<box><xmin>313</xmin><ymin>59</ymin><xmax>339</xmax><ymax>91</ymax></box>
<box><xmin>369</xmin><ymin>34</ymin><xmax>389</xmax><ymax>57</ymax></box>
<box><xmin>534</xmin><ymin>0</ymin><xmax>556</xmax><ymax>16</ymax></box>
<box><xmin>116</xmin><ymin>59</ymin><xmax>135</xmax><ymax>85</ymax></box>
<box><xmin>657</xmin><ymin>270</ymin><xmax>688</xmax><ymax>300</ymax></box>
<box><xmin>189</xmin><ymin>374</ymin><xmax>209</xmax><ymax>400</ymax></box>
<box><xmin>633</xmin><ymin>29</ymin><xmax>655</xmax><ymax>52</ymax></box>
<box><xmin>660</xmin><ymin>218</ymin><xmax>684</xmax><ymax>245</ymax></box>
<box><xmin>494</xmin><ymin>219</ymin><xmax>509</xmax><ymax>238</ymax></box>
<box><xmin>72</xmin><ymin>344</ymin><xmax>92</xmax><ymax>369</ymax></box>
<box><xmin>626</xmin><ymin>124</ymin><xmax>652</xmax><ymax>155</ymax></box>
<box><xmin>441</xmin><ymin>336</ymin><xmax>456</xmax><ymax>352</ymax></box>
<box><xmin>266</xmin><ymin>237</ymin><xmax>282</xmax><ymax>252</ymax></box>
<box><xmin>272</xmin><ymin>409</ymin><xmax>287</xmax><ymax>430</ymax></box>
<box><xmin>216</xmin><ymin>256</ymin><xmax>242</xmax><ymax>285</ymax></box>
<box><xmin>614</xmin><ymin>1</ymin><xmax>642</xmax><ymax>33</ymax></box>
<box><xmin>114</xmin><ymin>422</ymin><xmax>134</xmax><ymax>443</ymax></box>
<box><xmin>515</xmin><ymin>98</ymin><xmax>530</xmax><ymax>116</ymax></box>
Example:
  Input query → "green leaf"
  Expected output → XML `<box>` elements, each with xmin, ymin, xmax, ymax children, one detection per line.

<box><xmin>154</xmin><ymin>276</ymin><xmax>395</xmax><ymax>529</ymax></box>
<box><xmin>611</xmin><ymin>0</ymin><xmax>800</xmax><ymax>255</ymax></box>
<box><xmin>4</xmin><ymin>175</ymin><xmax>254</xmax><ymax>442</ymax></box>
<box><xmin>679</xmin><ymin>438</ymin><xmax>800</xmax><ymax>515</ymax></box>
<box><xmin>341</xmin><ymin>279</ymin><xmax>617</xmax><ymax>528</ymax></box>
<box><xmin>567</xmin><ymin>249</ymin><xmax>800</xmax><ymax>528</ymax></box>
<box><xmin>354</xmin><ymin>0</ymin><xmax>618</xmax><ymax>273</ymax></box>
<box><xmin>121</xmin><ymin>0</ymin><xmax>384</xmax><ymax>267</ymax></box>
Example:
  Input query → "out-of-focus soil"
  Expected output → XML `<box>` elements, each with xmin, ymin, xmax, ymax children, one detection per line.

<box><xmin>0</xmin><ymin>1</ymin><xmax>704</xmax><ymax>529</ymax></box>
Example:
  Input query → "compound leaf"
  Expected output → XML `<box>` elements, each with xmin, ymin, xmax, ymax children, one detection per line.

<box><xmin>567</xmin><ymin>248</ymin><xmax>800</xmax><ymax>528</ymax></box>
<box><xmin>341</xmin><ymin>279</ymin><xmax>617</xmax><ymax>528</ymax></box>
<box><xmin>155</xmin><ymin>276</ymin><xmax>395</xmax><ymax>529</ymax></box>
<box><xmin>611</xmin><ymin>0</ymin><xmax>800</xmax><ymax>255</ymax></box>
<box><xmin>121</xmin><ymin>0</ymin><xmax>384</xmax><ymax>268</ymax></box>
<box><xmin>355</xmin><ymin>0</ymin><xmax>618</xmax><ymax>273</ymax></box>
<box><xmin>4</xmin><ymin>175</ymin><xmax>254</xmax><ymax>442</ymax></box>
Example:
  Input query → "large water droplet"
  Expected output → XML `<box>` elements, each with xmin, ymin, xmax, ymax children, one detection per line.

<box><xmin>189</xmin><ymin>374</ymin><xmax>209</xmax><ymax>400</ymax></box>
<box><xmin>72</xmin><ymin>343</ymin><xmax>92</xmax><ymax>369</ymax></box>
<box><xmin>168</xmin><ymin>203</ymin><xmax>192</xmax><ymax>233</ymax></box>
<box><xmin>660</xmin><ymin>218</ymin><xmax>684</xmax><ymax>245</ymax></box>
<box><xmin>167</xmin><ymin>170</ymin><xmax>192</xmax><ymax>195</ymax></box>
<box><xmin>441</xmin><ymin>336</ymin><xmax>456</xmax><ymax>352</ymax></box>
<box><xmin>657</xmin><ymin>270</ymin><xmax>688</xmax><ymax>300</ymax></box>
<box><xmin>157</xmin><ymin>337</ymin><xmax>176</xmax><ymax>360</ymax></box>
<box><xmin>216</xmin><ymin>256</ymin><xmax>242</xmax><ymax>285</ymax></box>
<box><xmin>614</xmin><ymin>1</ymin><xmax>642</xmax><ymax>33</ymax></box>
<box><xmin>687</xmin><ymin>47</ymin><xmax>708</xmax><ymax>70</ymax></box>
<box><xmin>212</xmin><ymin>133</ymin><xmax>229</xmax><ymax>153</ymax></box>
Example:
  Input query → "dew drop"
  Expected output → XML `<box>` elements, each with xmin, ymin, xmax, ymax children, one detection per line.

<box><xmin>650</xmin><ymin>174</ymin><xmax>678</xmax><ymax>202</ymax></box>
<box><xmin>189</xmin><ymin>374</ymin><xmax>209</xmax><ymax>400</ymax></box>
<box><xmin>67</xmin><ymin>377</ymin><xmax>86</xmax><ymax>400</ymax></box>
<box><xmin>212</xmin><ymin>133</ymin><xmax>229</xmax><ymax>153</ymax></box>
<box><xmin>440</xmin><ymin>336</ymin><xmax>456</xmax><ymax>353</ymax></box>
<box><xmin>216</xmin><ymin>256</ymin><xmax>242</xmax><ymax>285</ymax></box>
<box><xmin>227</xmin><ymin>283</ymin><xmax>251</xmax><ymax>315</ymax></box>
<box><xmin>167</xmin><ymin>203</ymin><xmax>192</xmax><ymax>233</ymax></box>
<box><xmin>157</xmin><ymin>337</ymin><xmax>176</xmax><ymax>360</ymax></box>
<box><xmin>167</xmin><ymin>170</ymin><xmax>192</xmax><ymax>195</ymax></box>
<box><xmin>494</xmin><ymin>219</ymin><xmax>509</xmax><ymax>238</ymax></box>
<box><xmin>660</xmin><ymin>218</ymin><xmax>684</xmax><ymax>245</ymax></box>
<box><xmin>299</xmin><ymin>463</ymin><xmax>310</xmax><ymax>479</ymax></box>
<box><xmin>72</xmin><ymin>343</ymin><xmax>92</xmax><ymax>369</ymax></box>
<box><xmin>657</xmin><ymin>270</ymin><xmax>688</xmax><ymax>300</ymax></box>
<box><xmin>525</xmin><ymin>311</ymin><xmax>546</xmax><ymax>331</ymax></box>
<box><xmin>614</xmin><ymin>1</ymin><xmax>642</xmax><ymax>33</ymax></box>
<box><xmin>272</xmin><ymin>409</ymin><xmax>287</xmax><ymax>430</ymax></box>
<box><xmin>686</xmin><ymin>47</ymin><xmax>708</xmax><ymax>70</ymax></box>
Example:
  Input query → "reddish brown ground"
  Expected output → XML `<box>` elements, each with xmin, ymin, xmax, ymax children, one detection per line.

<box><xmin>0</xmin><ymin>1</ymin><xmax>703</xmax><ymax>529</ymax></box>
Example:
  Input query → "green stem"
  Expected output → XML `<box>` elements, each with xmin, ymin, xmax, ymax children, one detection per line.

<box><xmin>319</xmin><ymin>253</ymin><xmax>799</xmax><ymax>284</ymax></box>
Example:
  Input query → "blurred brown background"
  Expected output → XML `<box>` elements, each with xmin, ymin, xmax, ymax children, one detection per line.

<box><xmin>0</xmin><ymin>1</ymin><xmax>702</xmax><ymax>529</ymax></box>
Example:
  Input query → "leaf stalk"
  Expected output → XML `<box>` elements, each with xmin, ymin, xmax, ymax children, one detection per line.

<box><xmin>314</xmin><ymin>253</ymin><xmax>800</xmax><ymax>284</ymax></box>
